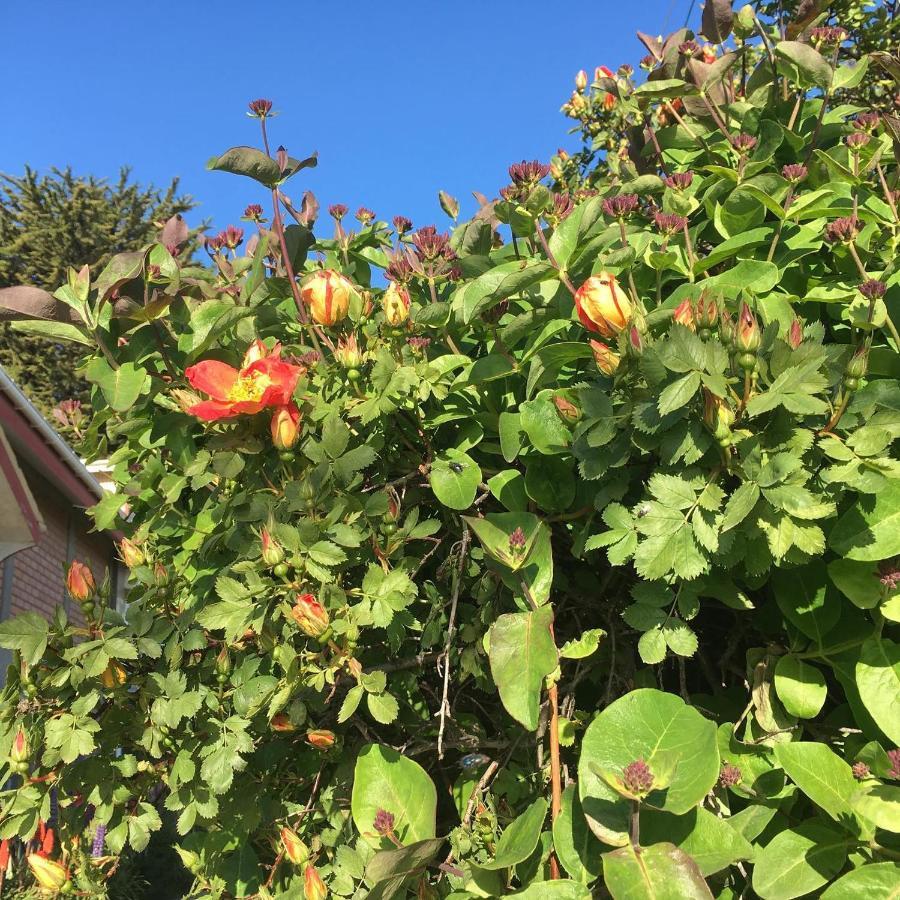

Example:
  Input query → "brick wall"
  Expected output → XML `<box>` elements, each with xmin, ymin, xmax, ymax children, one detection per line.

<box><xmin>0</xmin><ymin>457</ymin><xmax>115</xmax><ymax>626</ymax></box>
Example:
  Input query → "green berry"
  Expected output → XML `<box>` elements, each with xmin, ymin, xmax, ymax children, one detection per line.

<box><xmin>15</xmin><ymin>760</ymin><xmax>29</xmax><ymax>774</ymax></box>
<box><xmin>718</xmin><ymin>435</ymin><xmax>733</xmax><ymax>448</ymax></box>
<box><xmin>279</xmin><ymin>450</ymin><xmax>296</xmax><ymax>463</ymax></box>
<box><xmin>273</xmin><ymin>563</ymin><xmax>289</xmax><ymax>578</ymax></box>
<box><xmin>382</xmin><ymin>522</ymin><xmax>398</xmax><ymax>536</ymax></box>
<box><xmin>844</xmin><ymin>376</ymin><xmax>859</xmax><ymax>392</ymax></box>
<box><xmin>738</xmin><ymin>352</ymin><xmax>756</xmax><ymax>371</ymax></box>
<box><xmin>82</xmin><ymin>602</ymin><xmax>94</xmax><ymax>615</ymax></box>
<box><xmin>347</xmin><ymin>368</ymin><xmax>361</xmax><ymax>382</ymax></box>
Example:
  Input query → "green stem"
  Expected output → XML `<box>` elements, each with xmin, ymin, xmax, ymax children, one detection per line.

<box><xmin>767</xmin><ymin>188</ymin><xmax>795</xmax><ymax>263</ymax></box>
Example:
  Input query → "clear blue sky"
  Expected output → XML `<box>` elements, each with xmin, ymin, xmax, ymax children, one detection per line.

<box><xmin>1</xmin><ymin>0</ymin><xmax>697</xmax><ymax>236</ymax></box>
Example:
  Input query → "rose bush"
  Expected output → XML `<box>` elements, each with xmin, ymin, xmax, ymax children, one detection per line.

<box><xmin>1</xmin><ymin>2</ymin><xmax>899</xmax><ymax>897</ymax></box>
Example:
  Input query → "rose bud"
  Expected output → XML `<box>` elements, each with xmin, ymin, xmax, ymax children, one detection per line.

<box><xmin>153</xmin><ymin>562</ymin><xmax>169</xmax><ymax>587</ymax></box>
<box><xmin>300</xmin><ymin>270</ymin><xmax>354</xmax><ymax>326</ymax></box>
<box><xmin>627</xmin><ymin>325</ymin><xmax>644</xmax><ymax>359</ymax></box>
<box><xmin>788</xmin><ymin>318</ymin><xmax>803</xmax><ymax>350</ymax></box>
<box><xmin>333</xmin><ymin>334</ymin><xmax>364</xmax><ymax>370</ymax></box>
<box><xmin>702</xmin><ymin>389</ymin><xmax>735</xmax><ymax>442</ymax></box>
<box><xmin>383</xmin><ymin>283</ymin><xmax>411</xmax><ymax>327</ymax></box>
<box><xmin>735</xmin><ymin>302</ymin><xmax>761</xmax><ymax>359</ymax></box>
<box><xmin>672</xmin><ymin>298</ymin><xmax>695</xmax><ymax>330</ymax></box>
<box><xmin>574</xmin><ymin>272</ymin><xmax>632</xmax><ymax>336</ymax></box>
<box><xmin>304</xmin><ymin>864</ymin><xmax>328</xmax><ymax>900</ymax></box>
<box><xmin>118</xmin><ymin>538</ymin><xmax>145</xmax><ymax>569</ymax></box>
<box><xmin>590</xmin><ymin>339</ymin><xmax>621</xmax><ymax>376</ymax></box>
<box><xmin>719</xmin><ymin>309</ymin><xmax>735</xmax><ymax>346</ymax></box>
<box><xmin>595</xmin><ymin>65</ymin><xmax>614</xmax><ymax>80</ymax></box>
<box><xmin>306</xmin><ymin>729</ymin><xmax>336</xmax><ymax>750</ymax></box>
<box><xmin>66</xmin><ymin>560</ymin><xmax>95</xmax><ymax>603</ymax></box>
<box><xmin>271</xmin><ymin>403</ymin><xmax>302</xmax><ymax>451</ymax></box>
<box><xmin>695</xmin><ymin>292</ymin><xmax>718</xmax><ymax>330</ymax></box>
<box><xmin>270</xmin><ymin>713</ymin><xmax>296</xmax><ymax>733</ymax></box>
<box><xmin>603</xmin><ymin>92</ymin><xmax>616</xmax><ymax>111</ymax></box>
<box><xmin>844</xmin><ymin>345</ymin><xmax>868</xmax><ymax>390</ymax></box>
<box><xmin>553</xmin><ymin>395</ymin><xmax>582</xmax><ymax>424</ymax></box>
<box><xmin>575</xmin><ymin>69</ymin><xmax>588</xmax><ymax>91</ymax></box>
<box><xmin>281</xmin><ymin>827</ymin><xmax>309</xmax><ymax>866</ymax></box>
<box><xmin>291</xmin><ymin>594</ymin><xmax>330</xmax><ymax>638</ymax></box>
<box><xmin>10</xmin><ymin>728</ymin><xmax>28</xmax><ymax>764</ymax></box>
<box><xmin>261</xmin><ymin>527</ymin><xmax>285</xmax><ymax>567</ymax></box>
<box><xmin>27</xmin><ymin>855</ymin><xmax>69</xmax><ymax>893</ymax></box>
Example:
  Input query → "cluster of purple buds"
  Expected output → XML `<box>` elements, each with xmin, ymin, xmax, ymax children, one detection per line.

<box><xmin>731</xmin><ymin>133</ymin><xmax>757</xmax><ymax>155</ymax></box>
<box><xmin>639</xmin><ymin>55</ymin><xmax>657</xmax><ymax>71</ymax></box>
<box><xmin>296</xmin><ymin>349</ymin><xmax>322</xmax><ymax>369</ymax></box>
<box><xmin>852</xmin><ymin>112</ymin><xmax>880</xmax><ymax>132</ymax></box>
<box><xmin>719</xmin><ymin>764</ymin><xmax>742</xmax><ymax>788</ymax></box>
<box><xmin>860</xmin><ymin>279</ymin><xmax>886</xmax><ymax>301</ymax></box>
<box><xmin>678</xmin><ymin>41</ymin><xmax>700</xmax><ymax>57</ymax></box>
<box><xmin>846</xmin><ymin>132</ymin><xmax>870</xmax><ymax>150</ymax></box>
<box><xmin>509</xmin><ymin>527</ymin><xmax>527</xmax><ymax>555</ymax></box>
<box><xmin>509</xmin><ymin>160</ymin><xmax>551</xmax><ymax>187</ymax></box>
<box><xmin>207</xmin><ymin>225</ymin><xmax>244</xmax><ymax>252</ymax></box>
<box><xmin>411</xmin><ymin>225</ymin><xmax>456</xmax><ymax>264</ymax></box>
<box><xmin>407</xmin><ymin>336</ymin><xmax>431</xmax><ymax>354</ymax></box>
<box><xmin>393</xmin><ymin>215</ymin><xmax>412</xmax><ymax>235</ymax></box>
<box><xmin>329</xmin><ymin>204</ymin><xmax>348</xmax><ymax>221</ymax></box>
<box><xmin>621</xmin><ymin>759</ymin><xmax>654</xmax><ymax>795</ymax></box>
<box><xmin>852</xmin><ymin>761</ymin><xmax>871</xmax><ymax>781</ymax></box>
<box><xmin>385</xmin><ymin>252</ymin><xmax>415</xmax><ymax>285</ymax></box>
<box><xmin>356</xmin><ymin>207</ymin><xmax>376</xmax><ymax>225</ymax></box>
<box><xmin>53</xmin><ymin>399</ymin><xmax>84</xmax><ymax>432</ymax></box>
<box><xmin>247</xmin><ymin>98</ymin><xmax>273</xmax><ymax>118</ymax></box>
<box><xmin>243</xmin><ymin>203</ymin><xmax>264</xmax><ymax>222</ymax></box>
<box><xmin>878</xmin><ymin>558</ymin><xmax>900</xmax><ymax>592</ymax></box>
<box><xmin>888</xmin><ymin>748</ymin><xmax>900</xmax><ymax>779</ymax></box>
<box><xmin>810</xmin><ymin>25</ymin><xmax>847</xmax><ymax>47</ymax></box>
<box><xmin>782</xmin><ymin>164</ymin><xmax>808</xmax><ymax>184</ymax></box>
<box><xmin>548</xmin><ymin>192</ymin><xmax>574</xmax><ymax>222</ymax></box>
<box><xmin>664</xmin><ymin>171</ymin><xmax>694</xmax><ymax>191</ymax></box>
<box><xmin>373</xmin><ymin>809</ymin><xmax>396</xmax><ymax>836</ymax></box>
<box><xmin>654</xmin><ymin>211</ymin><xmax>688</xmax><ymax>235</ymax></box>
<box><xmin>602</xmin><ymin>193</ymin><xmax>640</xmax><ymax>218</ymax></box>
<box><xmin>618</xmin><ymin>63</ymin><xmax>634</xmax><ymax>78</ymax></box>
<box><xmin>824</xmin><ymin>215</ymin><xmax>859</xmax><ymax>244</ymax></box>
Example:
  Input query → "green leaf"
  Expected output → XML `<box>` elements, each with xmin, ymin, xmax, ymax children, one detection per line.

<box><xmin>658</xmin><ymin>371</ymin><xmax>701</xmax><ymax>416</ymax></box>
<box><xmin>721</xmin><ymin>482</ymin><xmax>760</xmax><ymax>531</ymax></box>
<box><xmin>829</xmin><ymin>481</ymin><xmax>900</xmax><ymax>561</ymax></box>
<box><xmin>751</xmin><ymin>820</ymin><xmax>848</xmax><ymax>900</ymax></box>
<box><xmin>10</xmin><ymin>320</ymin><xmax>91</xmax><ymax>345</ymax></box>
<box><xmin>772</xmin><ymin>565</ymin><xmax>839</xmax><ymax>643</ymax></box>
<box><xmin>640</xmin><ymin>807</ymin><xmax>753</xmax><ymax>876</ymax></box>
<box><xmin>0</xmin><ymin>612</ymin><xmax>48</xmax><ymax>666</ymax></box>
<box><xmin>95</xmin><ymin>250</ymin><xmax>144</xmax><ymax>301</ymax></box>
<box><xmin>602</xmin><ymin>842</ymin><xmax>713</xmax><ymax>899</ymax></box>
<box><xmin>852</xmin><ymin>784</ymin><xmax>900</xmax><ymax>833</ymax></box>
<box><xmin>820</xmin><ymin>862</ymin><xmax>900</xmax><ymax>898</ymax></box>
<box><xmin>525</xmin><ymin>455</ymin><xmax>575</xmax><ymax>513</ymax></box>
<box><xmin>552</xmin><ymin>786</ymin><xmax>603</xmax><ymax>883</ymax></box>
<box><xmin>367</xmin><ymin>692</ymin><xmax>399</xmax><ymax>725</ymax></box>
<box><xmin>508</xmin><ymin>881</ymin><xmax>592</xmax><ymax>899</ymax></box>
<box><xmin>457</xmin><ymin>259</ymin><xmax>555</xmax><ymax>324</ymax></box>
<box><xmin>559</xmin><ymin>628</ymin><xmax>605</xmax><ymax>660</ymax></box>
<box><xmin>85</xmin><ymin>358</ymin><xmax>150</xmax><ymax>412</ymax></box>
<box><xmin>855</xmin><ymin>636</ymin><xmax>900</xmax><ymax>745</ymax></box>
<box><xmin>365</xmin><ymin>838</ymin><xmax>445</xmax><ymax>887</ymax></box>
<box><xmin>351</xmin><ymin>744</ymin><xmax>437</xmax><ymax>848</ymax></box>
<box><xmin>207</xmin><ymin>146</ymin><xmax>316</xmax><ymax>187</ymax></box>
<box><xmin>775</xmin><ymin>40</ymin><xmax>833</xmax><ymax>90</ymax></box>
<box><xmin>774</xmin><ymin>742</ymin><xmax>860</xmax><ymax>822</ymax></box>
<box><xmin>488</xmin><ymin>607</ymin><xmax>558</xmax><ymax>731</ymax></box>
<box><xmin>480</xmin><ymin>797</ymin><xmax>547</xmax><ymax>869</ymax></box>
<box><xmin>520</xmin><ymin>396</ymin><xmax>571</xmax><ymax>454</ymax></box>
<box><xmin>774</xmin><ymin>655</ymin><xmax>827</xmax><ymax>719</ymax></box>
<box><xmin>579</xmin><ymin>689</ymin><xmax>719</xmax><ymax>846</ymax></box>
<box><xmin>339</xmin><ymin>685</ymin><xmax>364</xmax><ymax>724</ymax></box>
<box><xmin>429</xmin><ymin>449</ymin><xmax>481</xmax><ymax>510</ymax></box>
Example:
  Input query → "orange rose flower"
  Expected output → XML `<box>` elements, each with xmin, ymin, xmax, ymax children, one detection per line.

<box><xmin>271</xmin><ymin>402</ymin><xmax>302</xmax><ymax>450</ymax></box>
<box><xmin>66</xmin><ymin>560</ymin><xmax>95</xmax><ymax>603</ymax></box>
<box><xmin>574</xmin><ymin>272</ymin><xmax>632</xmax><ymax>337</ymax></box>
<box><xmin>184</xmin><ymin>341</ymin><xmax>302</xmax><ymax>422</ymax></box>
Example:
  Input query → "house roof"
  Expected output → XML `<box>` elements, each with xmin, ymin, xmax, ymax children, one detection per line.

<box><xmin>0</xmin><ymin>367</ymin><xmax>104</xmax><ymax>509</ymax></box>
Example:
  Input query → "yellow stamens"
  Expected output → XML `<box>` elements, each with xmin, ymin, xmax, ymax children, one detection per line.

<box><xmin>227</xmin><ymin>371</ymin><xmax>271</xmax><ymax>403</ymax></box>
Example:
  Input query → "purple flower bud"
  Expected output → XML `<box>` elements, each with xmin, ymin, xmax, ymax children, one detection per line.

<box><xmin>782</xmin><ymin>164</ymin><xmax>808</xmax><ymax>183</ymax></box>
<box><xmin>846</xmin><ymin>132</ymin><xmax>870</xmax><ymax>150</ymax></box>
<box><xmin>731</xmin><ymin>133</ymin><xmax>757</xmax><ymax>154</ymax></box>
<box><xmin>509</xmin><ymin>527</ymin><xmax>527</xmax><ymax>554</ymax></box>
<box><xmin>860</xmin><ymin>279</ymin><xmax>886</xmax><ymax>300</ymax></box>
<box><xmin>508</xmin><ymin>160</ymin><xmax>551</xmax><ymax>186</ymax></box>
<box><xmin>639</xmin><ymin>55</ymin><xmax>657</xmax><ymax>71</ymax></box>
<box><xmin>678</xmin><ymin>41</ymin><xmax>700</xmax><ymax>57</ymax></box>
<box><xmin>247</xmin><ymin>98</ymin><xmax>273</xmax><ymax>118</ymax></box>
<box><xmin>663</xmin><ymin>172</ymin><xmax>694</xmax><ymax>191</ymax></box>
<box><xmin>373</xmin><ymin>809</ymin><xmax>395</xmax><ymax>836</ymax></box>
<box><xmin>852</xmin><ymin>761</ymin><xmax>870</xmax><ymax>781</ymax></box>
<box><xmin>824</xmin><ymin>215</ymin><xmax>859</xmax><ymax>243</ymax></box>
<box><xmin>602</xmin><ymin>194</ymin><xmax>640</xmax><ymax>218</ymax></box>
<box><xmin>654</xmin><ymin>211</ymin><xmax>688</xmax><ymax>235</ymax></box>
<box><xmin>852</xmin><ymin>112</ymin><xmax>880</xmax><ymax>132</ymax></box>
<box><xmin>888</xmin><ymin>748</ymin><xmax>900</xmax><ymax>779</ymax></box>
<box><xmin>879</xmin><ymin>559</ymin><xmax>900</xmax><ymax>592</ymax></box>
<box><xmin>329</xmin><ymin>204</ymin><xmax>348</xmax><ymax>221</ymax></box>
<box><xmin>393</xmin><ymin>215</ymin><xmax>413</xmax><ymax>235</ymax></box>
<box><xmin>621</xmin><ymin>759</ymin><xmax>654</xmax><ymax>795</ymax></box>
<box><xmin>356</xmin><ymin>207</ymin><xmax>376</xmax><ymax>225</ymax></box>
<box><xmin>719</xmin><ymin>764</ymin><xmax>742</xmax><ymax>788</ymax></box>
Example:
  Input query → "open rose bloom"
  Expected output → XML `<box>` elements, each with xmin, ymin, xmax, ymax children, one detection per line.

<box><xmin>184</xmin><ymin>340</ymin><xmax>303</xmax><ymax>422</ymax></box>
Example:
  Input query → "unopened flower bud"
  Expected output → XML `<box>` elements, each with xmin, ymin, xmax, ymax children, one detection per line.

<box><xmin>101</xmin><ymin>661</ymin><xmax>127</xmax><ymax>689</ymax></box>
<box><xmin>118</xmin><ymin>538</ymin><xmax>145</xmax><ymax>569</ymax></box>
<box><xmin>27</xmin><ymin>855</ymin><xmax>68</xmax><ymax>893</ymax></box>
<box><xmin>10</xmin><ymin>728</ymin><xmax>28</xmax><ymax>764</ymax></box>
<box><xmin>304</xmin><ymin>864</ymin><xmax>328</xmax><ymax>900</ymax></box>
<box><xmin>575</xmin><ymin>272</ymin><xmax>632</xmax><ymax>336</ymax></box>
<box><xmin>270</xmin><ymin>714</ymin><xmax>296</xmax><ymax>733</ymax></box>
<box><xmin>719</xmin><ymin>309</ymin><xmax>735</xmax><ymax>346</ymax></box>
<box><xmin>575</xmin><ymin>69</ymin><xmax>588</xmax><ymax>91</ymax></box>
<box><xmin>627</xmin><ymin>325</ymin><xmax>644</xmax><ymax>359</ymax></box>
<box><xmin>333</xmin><ymin>334</ymin><xmax>364</xmax><ymax>370</ymax></box>
<box><xmin>301</xmin><ymin>270</ymin><xmax>354</xmax><ymax>326</ymax></box>
<box><xmin>509</xmin><ymin>527</ymin><xmax>527</xmax><ymax>556</ymax></box>
<box><xmin>734</xmin><ymin>4</ymin><xmax>756</xmax><ymax>38</ymax></box>
<box><xmin>215</xmin><ymin>646</ymin><xmax>232</xmax><ymax>677</ymax></box>
<box><xmin>383</xmin><ymin>283</ymin><xmax>410</xmax><ymax>327</ymax></box>
<box><xmin>719</xmin><ymin>764</ymin><xmax>742</xmax><ymax>787</ymax></box>
<box><xmin>782</xmin><ymin>164</ymin><xmax>807</xmax><ymax>184</ymax></box>
<box><xmin>247</xmin><ymin>98</ymin><xmax>273</xmax><ymax>119</ymax></box>
<box><xmin>153</xmin><ymin>562</ymin><xmax>169</xmax><ymax>587</ymax></box>
<box><xmin>788</xmin><ymin>318</ymin><xmax>803</xmax><ymax>349</ymax></box>
<box><xmin>590</xmin><ymin>339</ymin><xmax>621</xmax><ymax>376</ymax></box>
<box><xmin>703</xmin><ymin>389</ymin><xmax>735</xmax><ymax>440</ymax></box>
<box><xmin>271</xmin><ymin>403</ymin><xmax>302</xmax><ymax>451</ymax></box>
<box><xmin>66</xmin><ymin>561</ymin><xmax>95</xmax><ymax>603</ymax></box>
<box><xmin>851</xmin><ymin>761</ymin><xmax>870</xmax><ymax>781</ymax></box>
<box><xmin>735</xmin><ymin>302</ymin><xmax>761</xmax><ymax>355</ymax></box>
<box><xmin>860</xmin><ymin>279</ymin><xmax>886</xmax><ymax>301</ymax></box>
<box><xmin>281</xmin><ymin>827</ymin><xmax>309</xmax><ymax>865</ymax></box>
<box><xmin>306</xmin><ymin>729</ymin><xmax>336</xmax><ymax>750</ymax></box>
<box><xmin>292</xmin><ymin>594</ymin><xmax>330</xmax><ymax>638</ymax></box>
<box><xmin>845</xmin><ymin>345</ymin><xmax>868</xmax><ymax>380</ymax></box>
<box><xmin>673</xmin><ymin>298</ymin><xmax>695</xmax><ymax>330</ymax></box>
<box><xmin>695</xmin><ymin>292</ymin><xmax>718</xmax><ymax>330</ymax></box>
<box><xmin>373</xmin><ymin>809</ymin><xmax>395</xmax><ymax>836</ymax></box>
<box><xmin>553</xmin><ymin>395</ymin><xmax>582</xmax><ymax>424</ymax></box>
<box><xmin>438</xmin><ymin>190</ymin><xmax>459</xmax><ymax>221</ymax></box>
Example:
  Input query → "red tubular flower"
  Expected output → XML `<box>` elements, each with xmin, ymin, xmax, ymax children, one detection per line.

<box><xmin>271</xmin><ymin>403</ymin><xmax>302</xmax><ymax>450</ymax></box>
<box><xmin>574</xmin><ymin>272</ymin><xmax>632</xmax><ymax>337</ymax></box>
<box><xmin>184</xmin><ymin>342</ymin><xmax>302</xmax><ymax>422</ymax></box>
<box><xmin>66</xmin><ymin>560</ymin><xmax>95</xmax><ymax>603</ymax></box>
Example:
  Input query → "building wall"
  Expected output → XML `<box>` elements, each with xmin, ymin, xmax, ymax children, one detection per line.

<box><xmin>0</xmin><ymin>457</ymin><xmax>115</xmax><ymax>628</ymax></box>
